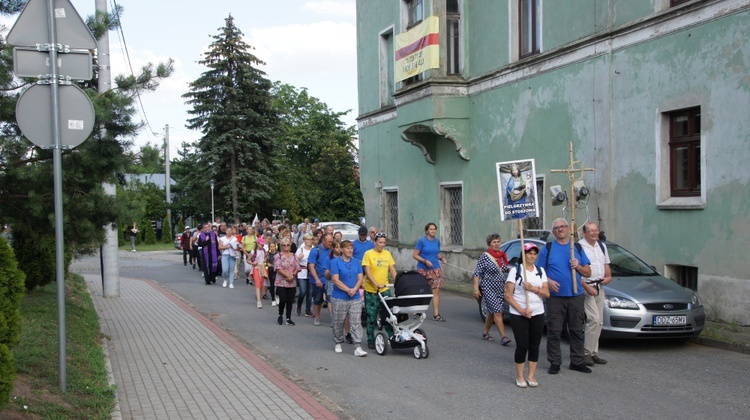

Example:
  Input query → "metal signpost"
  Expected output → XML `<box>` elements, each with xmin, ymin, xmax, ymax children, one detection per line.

<box><xmin>7</xmin><ymin>0</ymin><xmax>96</xmax><ymax>392</ymax></box>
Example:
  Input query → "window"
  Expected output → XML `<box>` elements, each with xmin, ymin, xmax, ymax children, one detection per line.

<box><xmin>379</xmin><ymin>28</ymin><xmax>395</xmax><ymax>107</ymax></box>
<box><xmin>669</xmin><ymin>107</ymin><xmax>701</xmax><ymax>197</ymax></box>
<box><xmin>384</xmin><ymin>190</ymin><xmax>399</xmax><ymax>240</ymax></box>
<box><xmin>523</xmin><ymin>177</ymin><xmax>545</xmax><ymax>234</ymax></box>
<box><xmin>406</xmin><ymin>0</ymin><xmax>424</xmax><ymax>29</ymax></box>
<box><xmin>446</xmin><ymin>0</ymin><xmax>461</xmax><ymax>75</ymax></box>
<box><xmin>667</xmin><ymin>264</ymin><xmax>698</xmax><ymax>291</ymax></box>
<box><xmin>519</xmin><ymin>0</ymin><xmax>541</xmax><ymax>58</ymax></box>
<box><xmin>441</xmin><ymin>184</ymin><xmax>463</xmax><ymax>245</ymax></box>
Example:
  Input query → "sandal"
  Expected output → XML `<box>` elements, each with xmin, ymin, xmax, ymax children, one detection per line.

<box><xmin>481</xmin><ymin>333</ymin><xmax>494</xmax><ymax>341</ymax></box>
<box><xmin>500</xmin><ymin>336</ymin><xmax>512</xmax><ymax>346</ymax></box>
<box><xmin>433</xmin><ymin>315</ymin><xmax>446</xmax><ymax>322</ymax></box>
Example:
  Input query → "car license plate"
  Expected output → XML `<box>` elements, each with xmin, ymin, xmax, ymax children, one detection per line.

<box><xmin>653</xmin><ymin>315</ymin><xmax>687</xmax><ymax>326</ymax></box>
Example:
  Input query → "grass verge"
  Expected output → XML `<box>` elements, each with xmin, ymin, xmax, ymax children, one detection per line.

<box><xmin>0</xmin><ymin>274</ymin><xmax>116</xmax><ymax>419</ymax></box>
<box><xmin>120</xmin><ymin>242</ymin><xmax>176</xmax><ymax>252</ymax></box>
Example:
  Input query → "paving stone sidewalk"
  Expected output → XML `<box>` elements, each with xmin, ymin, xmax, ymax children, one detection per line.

<box><xmin>85</xmin><ymin>274</ymin><xmax>337</xmax><ymax>419</ymax></box>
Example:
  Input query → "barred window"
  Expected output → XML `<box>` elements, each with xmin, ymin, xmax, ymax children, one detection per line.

<box><xmin>441</xmin><ymin>185</ymin><xmax>463</xmax><ymax>245</ymax></box>
<box><xmin>385</xmin><ymin>190</ymin><xmax>399</xmax><ymax>240</ymax></box>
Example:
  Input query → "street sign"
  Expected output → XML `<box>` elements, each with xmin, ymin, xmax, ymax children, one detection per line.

<box><xmin>13</xmin><ymin>47</ymin><xmax>92</xmax><ymax>80</ymax></box>
<box><xmin>16</xmin><ymin>83</ymin><xmax>94</xmax><ymax>149</ymax></box>
<box><xmin>6</xmin><ymin>0</ymin><xmax>96</xmax><ymax>49</ymax></box>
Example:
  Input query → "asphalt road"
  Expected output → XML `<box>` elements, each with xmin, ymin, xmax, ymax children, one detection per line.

<box><xmin>75</xmin><ymin>251</ymin><xmax>750</xmax><ymax>419</ymax></box>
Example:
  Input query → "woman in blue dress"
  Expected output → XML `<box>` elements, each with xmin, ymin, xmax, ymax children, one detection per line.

<box><xmin>413</xmin><ymin>222</ymin><xmax>447</xmax><ymax>321</ymax></box>
<box><xmin>472</xmin><ymin>233</ymin><xmax>512</xmax><ymax>345</ymax></box>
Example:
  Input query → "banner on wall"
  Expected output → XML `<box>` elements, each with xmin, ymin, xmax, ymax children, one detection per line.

<box><xmin>496</xmin><ymin>159</ymin><xmax>540</xmax><ymax>221</ymax></box>
<box><xmin>395</xmin><ymin>15</ymin><xmax>440</xmax><ymax>82</ymax></box>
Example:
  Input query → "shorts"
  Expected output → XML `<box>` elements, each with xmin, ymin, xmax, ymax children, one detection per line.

<box><xmin>325</xmin><ymin>281</ymin><xmax>334</xmax><ymax>302</ymax></box>
<box><xmin>311</xmin><ymin>283</ymin><xmax>325</xmax><ymax>305</ymax></box>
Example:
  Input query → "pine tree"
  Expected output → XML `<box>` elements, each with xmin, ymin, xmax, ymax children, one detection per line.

<box><xmin>183</xmin><ymin>15</ymin><xmax>278</xmax><ymax>224</ymax></box>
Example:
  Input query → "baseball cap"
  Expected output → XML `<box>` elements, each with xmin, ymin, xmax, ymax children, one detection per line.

<box><xmin>523</xmin><ymin>242</ymin><xmax>539</xmax><ymax>252</ymax></box>
<box><xmin>185</xmin><ymin>226</ymin><xmax>190</xmax><ymax>229</ymax></box>
<box><xmin>358</xmin><ymin>226</ymin><xmax>368</xmax><ymax>235</ymax></box>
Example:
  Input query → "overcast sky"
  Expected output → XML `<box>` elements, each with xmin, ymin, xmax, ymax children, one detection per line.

<box><xmin>2</xmin><ymin>0</ymin><xmax>358</xmax><ymax>158</ymax></box>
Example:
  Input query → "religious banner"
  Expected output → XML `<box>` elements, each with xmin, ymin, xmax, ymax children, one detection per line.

<box><xmin>496</xmin><ymin>159</ymin><xmax>539</xmax><ymax>221</ymax></box>
<box><xmin>394</xmin><ymin>15</ymin><xmax>440</xmax><ymax>82</ymax></box>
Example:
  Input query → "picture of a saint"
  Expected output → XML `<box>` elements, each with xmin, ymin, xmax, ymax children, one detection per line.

<box><xmin>496</xmin><ymin>159</ymin><xmax>539</xmax><ymax>221</ymax></box>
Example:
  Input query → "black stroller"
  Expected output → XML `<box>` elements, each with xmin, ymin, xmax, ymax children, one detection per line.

<box><xmin>375</xmin><ymin>271</ymin><xmax>433</xmax><ymax>359</ymax></box>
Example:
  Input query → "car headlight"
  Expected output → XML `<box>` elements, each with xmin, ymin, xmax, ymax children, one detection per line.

<box><xmin>606</xmin><ymin>296</ymin><xmax>639</xmax><ymax>309</ymax></box>
<box><xmin>691</xmin><ymin>293</ymin><xmax>702</xmax><ymax>307</ymax></box>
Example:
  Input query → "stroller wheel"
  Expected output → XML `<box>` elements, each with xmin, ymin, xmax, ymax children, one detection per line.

<box><xmin>375</xmin><ymin>332</ymin><xmax>388</xmax><ymax>355</ymax></box>
<box><xmin>414</xmin><ymin>328</ymin><xmax>426</xmax><ymax>339</ymax></box>
<box><xmin>421</xmin><ymin>345</ymin><xmax>430</xmax><ymax>359</ymax></box>
<box><xmin>413</xmin><ymin>346</ymin><xmax>422</xmax><ymax>359</ymax></box>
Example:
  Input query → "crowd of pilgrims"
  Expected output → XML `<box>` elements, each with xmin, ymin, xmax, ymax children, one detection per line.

<box><xmin>179</xmin><ymin>217</ymin><xmax>379</xmax><ymax>356</ymax></box>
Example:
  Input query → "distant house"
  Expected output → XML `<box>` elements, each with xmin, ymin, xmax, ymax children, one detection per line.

<box><xmin>356</xmin><ymin>1</ymin><xmax>750</xmax><ymax>324</ymax></box>
<box><xmin>123</xmin><ymin>173</ymin><xmax>175</xmax><ymax>190</ymax></box>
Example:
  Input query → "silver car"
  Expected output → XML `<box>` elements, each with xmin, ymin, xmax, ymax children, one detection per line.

<box><xmin>479</xmin><ymin>238</ymin><xmax>705</xmax><ymax>340</ymax></box>
<box><xmin>318</xmin><ymin>222</ymin><xmax>361</xmax><ymax>241</ymax></box>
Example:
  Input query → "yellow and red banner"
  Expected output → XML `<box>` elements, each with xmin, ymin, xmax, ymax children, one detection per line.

<box><xmin>395</xmin><ymin>15</ymin><xmax>440</xmax><ymax>82</ymax></box>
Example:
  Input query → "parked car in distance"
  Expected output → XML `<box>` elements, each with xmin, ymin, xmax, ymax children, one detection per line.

<box><xmin>174</xmin><ymin>228</ymin><xmax>197</xmax><ymax>249</ymax></box>
<box><xmin>318</xmin><ymin>222</ymin><xmax>362</xmax><ymax>241</ymax></box>
<box><xmin>478</xmin><ymin>238</ymin><xmax>705</xmax><ymax>340</ymax></box>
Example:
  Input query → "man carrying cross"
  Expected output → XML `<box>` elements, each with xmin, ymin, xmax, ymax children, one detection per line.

<box><xmin>537</xmin><ymin>217</ymin><xmax>592</xmax><ymax>374</ymax></box>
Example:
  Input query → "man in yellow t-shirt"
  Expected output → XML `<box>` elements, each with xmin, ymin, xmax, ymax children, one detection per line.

<box><xmin>362</xmin><ymin>232</ymin><xmax>397</xmax><ymax>349</ymax></box>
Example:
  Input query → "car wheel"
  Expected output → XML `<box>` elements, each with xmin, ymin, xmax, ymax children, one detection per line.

<box><xmin>478</xmin><ymin>295</ymin><xmax>488</xmax><ymax>323</ymax></box>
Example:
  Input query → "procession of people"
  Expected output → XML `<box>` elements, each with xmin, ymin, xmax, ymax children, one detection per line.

<box><xmin>181</xmin><ymin>214</ymin><xmax>610</xmax><ymax>385</ymax></box>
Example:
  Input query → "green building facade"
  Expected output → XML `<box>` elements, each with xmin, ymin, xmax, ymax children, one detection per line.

<box><xmin>356</xmin><ymin>0</ymin><xmax>750</xmax><ymax>324</ymax></box>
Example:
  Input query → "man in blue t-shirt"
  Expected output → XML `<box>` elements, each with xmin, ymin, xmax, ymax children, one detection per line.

<box><xmin>353</xmin><ymin>226</ymin><xmax>374</xmax><ymax>261</ymax></box>
<box><xmin>308</xmin><ymin>233</ymin><xmax>333</xmax><ymax>326</ymax></box>
<box><xmin>537</xmin><ymin>218</ymin><xmax>592</xmax><ymax>375</ymax></box>
<box><xmin>330</xmin><ymin>240</ymin><xmax>367</xmax><ymax>356</ymax></box>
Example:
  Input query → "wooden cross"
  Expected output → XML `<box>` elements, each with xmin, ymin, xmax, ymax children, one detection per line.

<box><xmin>550</xmin><ymin>141</ymin><xmax>595</xmax><ymax>294</ymax></box>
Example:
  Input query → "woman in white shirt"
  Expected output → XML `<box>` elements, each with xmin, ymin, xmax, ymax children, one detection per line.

<box><xmin>219</xmin><ymin>227</ymin><xmax>240</xmax><ymax>288</ymax></box>
<box><xmin>295</xmin><ymin>233</ymin><xmax>314</xmax><ymax>317</ymax></box>
<box><xmin>505</xmin><ymin>242</ymin><xmax>550</xmax><ymax>388</ymax></box>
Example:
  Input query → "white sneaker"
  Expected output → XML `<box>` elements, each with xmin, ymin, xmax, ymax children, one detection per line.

<box><xmin>222</xmin><ymin>280</ymin><xmax>227</xmax><ymax>288</ymax></box>
<box><xmin>275</xmin><ymin>296</ymin><xmax>280</xmax><ymax>305</ymax></box>
<box><xmin>334</xmin><ymin>344</ymin><xmax>342</xmax><ymax>353</ymax></box>
<box><xmin>257</xmin><ymin>301</ymin><xmax>262</xmax><ymax>309</ymax></box>
<box><xmin>229</xmin><ymin>284</ymin><xmax>234</xmax><ymax>289</ymax></box>
<box><xmin>313</xmin><ymin>318</ymin><xmax>320</xmax><ymax>326</ymax></box>
<box><xmin>271</xmin><ymin>300</ymin><xmax>277</xmax><ymax>307</ymax></box>
<box><xmin>354</xmin><ymin>347</ymin><xmax>368</xmax><ymax>357</ymax></box>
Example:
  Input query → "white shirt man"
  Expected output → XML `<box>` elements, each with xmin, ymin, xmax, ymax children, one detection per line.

<box><xmin>579</xmin><ymin>222</ymin><xmax>612</xmax><ymax>366</ymax></box>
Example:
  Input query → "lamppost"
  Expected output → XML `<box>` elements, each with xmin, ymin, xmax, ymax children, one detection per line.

<box><xmin>210</xmin><ymin>179</ymin><xmax>215</xmax><ymax>223</ymax></box>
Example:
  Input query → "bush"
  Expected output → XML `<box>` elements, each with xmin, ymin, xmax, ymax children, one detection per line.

<box><xmin>162</xmin><ymin>217</ymin><xmax>173</xmax><ymax>244</ymax></box>
<box><xmin>0</xmin><ymin>236</ymin><xmax>26</xmax><ymax>409</ymax></box>
<box><xmin>142</xmin><ymin>219</ymin><xmax>156</xmax><ymax>245</ymax></box>
<box><xmin>10</xmin><ymin>225</ymin><xmax>69</xmax><ymax>292</ymax></box>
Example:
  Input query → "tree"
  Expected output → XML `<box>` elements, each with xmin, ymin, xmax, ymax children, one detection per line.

<box><xmin>183</xmin><ymin>15</ymin><xmax>278</xmax><ymax>224</ymax></box>
<box><xmin>271</xmin><ymin>83</ymin><xmax>364</xmax><ymax>222</ymax></box>
<box><xmin>0</xmin><ymin>237</ymin><xmax>25</xmax><ymax>410</ymax></box>
<box><xmin>0</xmin><ymin>7</ymin><xmax>173</xmax><ymax>290</ymax></box>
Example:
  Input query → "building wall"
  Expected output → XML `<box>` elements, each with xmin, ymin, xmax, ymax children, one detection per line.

<box><xmin>356</xmin><ymin>0</ymin><xmax>750</xmax><ymax>323</ymax></box>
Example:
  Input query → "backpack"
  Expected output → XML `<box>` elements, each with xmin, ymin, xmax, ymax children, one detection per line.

<box><xmin>544</xmin><ymin>241</ymin><xmax>585</xmax><ymax>267</ymax></box>
<box><xmin>514</xmin><ymin>263</ymin><xmax>543</xmax><ymax>285</ymax></box>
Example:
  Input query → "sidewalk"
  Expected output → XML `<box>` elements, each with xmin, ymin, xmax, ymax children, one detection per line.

<box><xmin>85</xmin><ymin>274</ymin><xmax>339</xmax><ymax>419</ymax></box>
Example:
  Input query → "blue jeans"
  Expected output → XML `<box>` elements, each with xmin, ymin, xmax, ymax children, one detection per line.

<box><xmin>297</xmin><ymin>277</ymin><xmax>312</xmax><ymax>312</ymax></box>
<box><xmin>221</xmin><ymin>254</ymin><xmax>236</xmax><ymax>285</ymax></box>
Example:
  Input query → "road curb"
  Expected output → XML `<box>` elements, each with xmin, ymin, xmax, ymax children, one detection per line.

<box><xmin>690</xmin><ymin>336</ymin><xmax>750</xmax><ymax>355</ymax></box>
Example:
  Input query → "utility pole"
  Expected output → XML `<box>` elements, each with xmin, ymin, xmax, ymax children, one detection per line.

<box><xmin>98</xmin><ymin>0</ymin><xmax>120</xmax><ymax>299</ymax></box>
<box><xmin>165</xmin><ymin>124</ymin><xmax>171</xmax><ymax>239</ymax></box>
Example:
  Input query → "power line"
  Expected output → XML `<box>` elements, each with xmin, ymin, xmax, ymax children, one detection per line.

<box><xmin>109</xmin><ymin>0</ymin><xmax>157</xmax><ymax>141</ymax></box>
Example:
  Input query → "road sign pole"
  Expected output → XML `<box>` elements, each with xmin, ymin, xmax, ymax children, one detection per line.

<box><xmin>45</xmin><ymin>0</ymin><xmax>67</xmax><ymax>393</ymax></box>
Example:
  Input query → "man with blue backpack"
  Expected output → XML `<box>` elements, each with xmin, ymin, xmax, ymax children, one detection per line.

<box><xmin>538</xmin><ymin>218</ymin><xmax>592</xmax><ymax>375</ymax></box>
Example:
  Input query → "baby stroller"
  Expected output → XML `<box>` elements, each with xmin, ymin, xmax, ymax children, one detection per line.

<box><xmin>375</xmin><ymin>271</ymin><xmax>433</xmax><ymax>359</ymax></box>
